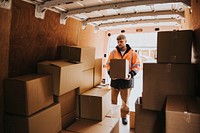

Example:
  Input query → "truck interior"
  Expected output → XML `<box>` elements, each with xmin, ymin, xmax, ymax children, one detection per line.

<box><xmin>1</xmin><ymin>0</ymin><xmax>200</xmax><ymax>133</ymax></box>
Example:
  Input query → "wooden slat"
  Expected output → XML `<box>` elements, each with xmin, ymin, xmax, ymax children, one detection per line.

<box><xmin>0</xmin><ymin>7</ymin><xmax>11</xmax><ymax>133</ymax></box>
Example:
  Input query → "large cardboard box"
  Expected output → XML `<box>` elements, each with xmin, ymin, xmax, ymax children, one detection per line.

<box><xmin>66</xmin><ymin>117</ymin><xmax>119</xmax><ymax>133</ymax></box>
<box><xmin>4</xmin><ymin>74</ymin><xmax>53</xmax><ymax>116</ymax></box>
<box><xmin>37</xmin><ymin>60</ymin><xmax>81</xmax><ymax>96</ymax></box>
<box><xmin>94</xmin><ymin>58</ymin><xmax>102</xmax><ymax>86</ymax></box>
<box><xmin>135</xmin><ymin>97</ymin><xmax>165</xmax><ymax>133</ymax></box>
<box><xmin>61</xmin><ymin>110</ymin><xmax>76</xmax><ymax>129</ymax></box>
<box><xmin>143</xmin><ymin>63</ymin><xmax>196</xmax><ymax>111</ymax></box>
<box><xmin>157</xmin><ymin>30</ymin><xmax>193</xmax><ymax>63</ymax></box>
<box><xmin>60</xmin><ymin>46</ymin><xmax>95</xmax><ymax>71</ymax></box>
<box><xmin>54</xmin><ymin>88</ymin><xmax>78</xmax><ymax>116</ymax></box>
<box><xmin>5</xmin><ymin>103</ymin><xmax>62</xmax><ymax>133</ymax></box>
<box><xmin>79</xmin><ymin>68</ymin><xmax>94</xmax><ymax>94</ymax></box>
<box><xmin>80</xmin><ymin>88</ymin><xmax>111</xmax><ymax>121</ymax></box>
<box><xmin>110</xmin><ymin>59</ymin><xmax>129</xmax><ymax>78</ymax></box>
<box><xmin>166</xmin><ymin>95</ymin><xmax>200</xmax><ymax>133</ymax></box>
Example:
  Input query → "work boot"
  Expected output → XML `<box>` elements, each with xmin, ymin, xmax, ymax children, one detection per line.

<box><xmin>122</xmin><ymin>118</ymin><xmax>128</xmax><ymax>125</ymax></box>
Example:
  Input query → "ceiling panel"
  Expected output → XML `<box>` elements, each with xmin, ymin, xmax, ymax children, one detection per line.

<box><xmin>22</xmin><ymin>0</ymin><xmax>191</xmax><ymax>30</ymax></box>
<box><xmin>99</xmin><ymin>9</ymin><xmax>119</xmax><ymax>16</ymax></box>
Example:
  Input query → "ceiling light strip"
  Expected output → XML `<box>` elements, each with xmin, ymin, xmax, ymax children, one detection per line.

<box><xmin>86</xmin><ymin>10</ymin><xmax>184</xmax><ymax>22</ymax></box>
<box><xmin>62</xmin><ymin>0</ymin><xmax>190</xmax><ymax>16</ymax></box>
<box><xmin>98</xmin><ymin>18</ymin><xmax>181</xmax><ymax>28</ymax></box>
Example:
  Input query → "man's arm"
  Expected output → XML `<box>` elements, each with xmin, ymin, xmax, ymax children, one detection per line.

<box><xmin>130</xmin><ymin>52</ymin><xmax>141</xmax><ymax>78</ymax></box>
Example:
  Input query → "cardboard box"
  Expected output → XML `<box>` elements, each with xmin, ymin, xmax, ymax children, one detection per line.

<box><xmin>4</xmin><ymin>74</ymin><xmax>53</xmax><ymax>116</ymax></box>
<box><xmin>130</xmin><ymin>111</ymin><xmax>135</xmax><ymax>129</ymax></box>
<box><xmin>157</xmin><ymin>30</ymin><xmax>193</xmax><ymax>63</ymax></box>
<box><xmin>166</xmin><ymin>95</ymin><xmax>200</xmax><ymax>133</ymax></box>
<box><xmin>54</xmin><ymin>88</ymin><xmax>78</xmax><ymax>116</ymax></box>
<box><xmin>61</xmin><ymin>110</ymin><xmax>76</xmax><ymax>129</ymax></box>
<box><xmin>5</xmin><ymin>103</ymin><xmax>62</xmax><ymax>133</ymax></box>
<box><xmin>37</xmin><ymin>60</ymin><xmax>81</xmax><ymax>96</ymax></box>
<box><xmin>94</xmin><ymin>58</ymin><xmax>102</xmax><ymax>86</ymax></box>
<box><xmin>66</xmin><ymin>117</ymin><xmax>119</xmax><ymax>133</ymax></box>
<box><xmin>143</xmin><ymin>63</ymin><xmax>196</xmax><ymax>111</ymax></box>
<box><xmin>66</xmin><ymin>118</ymin><xmax>100</xmax><ymax>132</ymax></box>
<box><xmin>80</xmin><ymin>88</ymin><xmax>111</xmax><ymax>121</ymax></box>
<box><xmin>79</xmin><ymin>68</ymin><xmax>94</xmax><ymax>94</ymax></box>
<box><xmin>98</xmin><ymin>117</ymin><xmax>119</xmax><ymax>133</ymax></box>
<box><xmin>60</xmin><ymin>46</ymin><xmax>95</xmax><ymax>71</ymax></box>
<box><xmin>135</xmin><ymin>97</ymin><xmax>165</xmax><ymax>133</ymax></box>
<box><xmin>110</xmin><ymin>59</ymin><xmax>129</xmax><ymax>79</ymax></box>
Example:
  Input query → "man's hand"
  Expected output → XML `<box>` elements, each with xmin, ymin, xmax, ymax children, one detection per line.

<box><xmin>125</xmin><ymin>74</ymin><xmax>131</xmax><ymax>80</ymax></box>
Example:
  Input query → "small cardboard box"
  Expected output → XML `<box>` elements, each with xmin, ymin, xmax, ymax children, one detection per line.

<box><xmin>157</xmin><ymin>30</ymin><xmax>193</xmax><ymax>63</ymax></box>
<box><xmin>135</xmin><ymin>97</ymin><xmax>165</xmax><ymax>133</ymax></box>
<box><xmin>66</xmin><ymin>117</ymin><xmax>119</xmax><ymax>133</ymax></box>
<box><xmin>166</xmin><ymin>95</ymin><xmax>200</xmax><ymax>133</ymax></box>
<box><xmin>37</xmin><ymin>60</ymin><xmax>81</xmax><ymax>96</ymax></box>
<box><xmin>5</xmin><ymin>103</ymin><xmax>62</xmax><ymax>133</ymax></box>
<box><xmin>60</xmin><ymin>45</ymin><xmax>95</xmax><ymax>71</ymax></box>
<box><xmin>98</xmin><ymin>117</ymin><xmax>119</xmax><ymax>133</ymax></box>
<box><xmin>4</xmin><ymin>74</ymin><xmax>53</xmax><ymax>116</ymax></box>
<box><xmin>143</xmin><ymin>63</ymin><xmax>196</xmax><ymax>111</ymax></box>
<box><xmin>110</xmin><ymin>59</ymin><xmax>129</xmax><ymax>79</ymax></box>
<box><xmin>80</xmin><ymin>88</ymin><xmax>111</xmax><ymax>121</ymax></box>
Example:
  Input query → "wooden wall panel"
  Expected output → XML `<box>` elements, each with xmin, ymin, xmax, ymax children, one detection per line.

<box><xmin>9</xmin><ymin>1</ymin><xmax>106</xmax><ymax>77</ymax></box>
<box><xmin>78</xmin><ymin>24</ymin><xmax>106</xmax><ymax>59</ymax></box>
<box><xmin>65</xmin><ymin>17</ymin><xmax>81</xmax><ymax>45</ymax></box>
<box><xmin>9</xmin><ymin>1</ymin><xmax>71</xmax><ymax>77</ymax></box>
<box><xmin>0</xmin><ymin>8</ymin><xmax>11</xmax><ymax>133</ymax></box>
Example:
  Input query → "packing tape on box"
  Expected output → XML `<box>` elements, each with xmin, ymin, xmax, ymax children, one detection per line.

<box><xmin>183</xmin><ymin>111</ymin><xmax>191</xmax><ymax>123</ymax></box>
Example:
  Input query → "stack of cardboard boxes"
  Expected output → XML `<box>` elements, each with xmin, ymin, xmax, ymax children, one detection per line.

<box><xmin>135</xmin><ymin>30</ymin><xmax>200</xmax><ymax>133</ymax></box>
<box><xmin>4</xmin><ymin>74</ymin><xmax>62</xmax><ymax>133</ymax></box>
<box><xmin>65</xmin><ymin>87</ymin><xmax>119</xmax><ymax>133</ymax></box>
<box><xmin>59</xmin><ymin>46</ymin><xmax>119</xmax><ymax>133</ymax></box>
<box><xmin>4</xmin><ymin>45</ymin><xmax>113</xmax><ymax>133</ymax></box>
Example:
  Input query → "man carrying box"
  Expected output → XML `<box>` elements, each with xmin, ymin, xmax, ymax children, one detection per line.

<box><xmin>106</xmin><ymin>34</ymin><xmax>140</xmax><ymax>125</ymax></box>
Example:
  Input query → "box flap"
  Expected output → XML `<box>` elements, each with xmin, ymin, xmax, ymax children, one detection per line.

<box><xmin>166</xmin><ymin>95</ymin><xmax>200</xmax><ymax>114</ymax></box>
<box><xmin>166</xmin><ymin>95</ymin><xmax>187</xmax><ymax>112</ymax></box>
<box><xmin>50</xmin><ymin>61</ymin><xmax>75</xmax><ymax>67</ymax></box>
<box><xmin>38</xmin><ymin>61</ymin><xmax>51</xmax><ymax>65</ymax></box>
<box><xmin>10</xmin><ymin>74</ymin><xmax>50</xmax><ymax>82</ymax></box>
<box><xmin>82</xmin><ymin>88</ymin><xmax>110</xmax><ymax>97</ymax></box>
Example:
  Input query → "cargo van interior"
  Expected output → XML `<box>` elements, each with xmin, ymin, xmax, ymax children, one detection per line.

<box><xmin>1</xmin><ymin>0</ymin><xmax>200</xmax><ymax>133</ymax></box>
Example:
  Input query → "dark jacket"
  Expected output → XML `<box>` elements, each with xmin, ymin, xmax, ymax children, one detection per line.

<box><xmin>107</xmin><ymin>44</ymin><xmax>140</xmax><ymax>89</ymax></box>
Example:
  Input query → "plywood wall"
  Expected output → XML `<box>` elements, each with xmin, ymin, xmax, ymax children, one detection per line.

<box><xmin>9</xmin><ymin>1</ymin><xmax>106</xmax><ymax>77</ymax></box>
<box><xmin>0</xmin><ymin>8</ymin><xmax>11</xmax><ymax>133</ymax></box>
<box><xmin>1</xmin><ymin>1</ymin><xmax>106</xmax><ymax>132</ymax></box>
<box><xmin>78</xmin><ymin>24</ymin><xmax>106</xmax><ymax>59</ymax></box>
